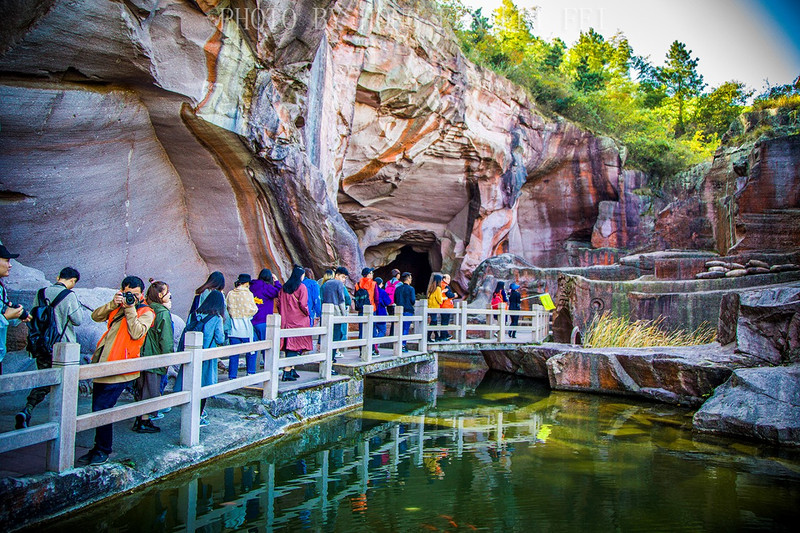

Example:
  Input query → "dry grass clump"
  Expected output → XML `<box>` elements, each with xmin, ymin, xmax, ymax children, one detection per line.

<box><xmin>583</xmin><ymin>312</ymin><xmax>716</xmax><ymax>348</ymax></box>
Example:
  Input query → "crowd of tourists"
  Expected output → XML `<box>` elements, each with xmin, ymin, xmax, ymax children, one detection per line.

<box><xmin>0</xmin><ymin>241</ymin><xmax>466</xmax><ymax>466</ymax></box>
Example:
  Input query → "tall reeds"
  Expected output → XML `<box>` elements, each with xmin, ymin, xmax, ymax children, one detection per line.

<box><xmin>583</xmin><ymin>312</ymin><xmax>716</xmax><ymax>348</ymax></box>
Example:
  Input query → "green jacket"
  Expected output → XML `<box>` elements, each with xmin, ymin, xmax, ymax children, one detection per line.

<box><xmin>140</xmin><ymin>302</ymin><xmax>174</xmax><ymax>375</ymax></box>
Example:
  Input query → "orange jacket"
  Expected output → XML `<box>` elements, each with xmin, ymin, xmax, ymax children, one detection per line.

<box><xmin>92</xmin><ymin>302</ymin><xmax>154</xmax><ymax>383</ymax></box>
<box><xmin>355</xmin><ymin>277</ymin><xmax>377</xmax><ymax>308</ymax></box>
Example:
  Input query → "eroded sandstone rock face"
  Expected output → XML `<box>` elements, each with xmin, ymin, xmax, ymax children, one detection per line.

<box><xmin>0</xmin><ymin>0</ymin><xmax>646</xmax><ymax>310</ymax></box>
<box><xmin>693</xmin><ymin>365</ymin><xmax>800</xmax><ymax>446</ymax></box>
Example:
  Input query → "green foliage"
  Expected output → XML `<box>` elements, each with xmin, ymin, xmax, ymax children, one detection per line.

<box><xmin>429</xmin><ymin>0</ymin><xmax>793</xmax><ymax>181</ymax></box>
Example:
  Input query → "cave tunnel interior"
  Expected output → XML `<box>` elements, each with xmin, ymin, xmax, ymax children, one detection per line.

<box><xmin>373</xmin><ymin>245</ymin><xmax>432</xmax><ymax>295</ymax></box>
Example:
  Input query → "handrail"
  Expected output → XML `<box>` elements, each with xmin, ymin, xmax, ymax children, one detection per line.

<box><xmin>0</xmin><ymin>300</ymin><xmax>550</xmax><ymax>473</ymax></box>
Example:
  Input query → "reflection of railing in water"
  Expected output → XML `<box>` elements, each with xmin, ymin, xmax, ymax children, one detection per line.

<box><xmin>173</xmin><ymin>410</ymin><xmax>545</xmax><ymax>532</ymax></box>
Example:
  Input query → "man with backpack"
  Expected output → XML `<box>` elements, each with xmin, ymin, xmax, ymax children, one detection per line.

<box><xmin>354</xmin><ymin>268</ymin><xmax>378</xmax><ymax>347</ymax></box>
<box><xmin>1</xmin><ymin>244</ymin><xmax>29</xmax><ymax>375</ymax></box>
<box><xmin>15</xmin><ymin>267</ymin><xmax>82</xmax><ymax>429</ymax></box>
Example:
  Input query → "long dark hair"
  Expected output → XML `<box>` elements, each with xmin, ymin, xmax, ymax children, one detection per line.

<box><xmin>493</xmin><ymin>281</ymin><xmax>505</xmax><ymax>295</ymax></box>
<box><xmin>196</xmin><ymin>290</ymin><xmax>225</xmax><ymax>316</ymax></box>
<box><xmin>427</xmin><ymin>274</ymin><xmax>443</xmax><ymax>297</ymax></box>
<box><xmin>195</xmin><ymin>271</ymin><xmax>225</xmax><ymax>295</ymax></box>
<box><xmin>258</xmin><ymin>268</ymin><xmax>273</xmax><ymax>283</ymax></box>
<box><xmin>282</xmin><ymin>265</ymin><xmax>305</xmax><ymax>294</ymax></box>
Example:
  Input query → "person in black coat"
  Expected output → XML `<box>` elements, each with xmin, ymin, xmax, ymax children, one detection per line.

<box><xmin>508</xmin><ymin>282</ymin><xmax>522</xmax><ymax>338</ymax></box>
<box><xmin>393</xmin><ymin>273</ymin><xmax>416</xmax><ymax>352</ymax></box>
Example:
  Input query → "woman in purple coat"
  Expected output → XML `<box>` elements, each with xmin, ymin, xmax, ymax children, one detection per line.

<box><xmin>275</xmin><ymin>266</ymin><xmax>312</xmax><ymax>381</ymax></box>
<box><xmin>250</xmin><ymin>268</ymin><xmax>282</xmax><ymax>343</ymax></box>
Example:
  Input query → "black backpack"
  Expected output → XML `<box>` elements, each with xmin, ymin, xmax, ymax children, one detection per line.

<box><xmin>26</xmin><ymin>288</ymin><xmax>72</xmax><ymax>359</ymax></box>
<box><xmin>353</xmin><ymin>287</ymin><xmax>370</xmax><ymax>312</ymax></box>
<box><xmin>177</xmin><ymin>313</ymin><xmax>213</xmax><ymax>351</ymax></box>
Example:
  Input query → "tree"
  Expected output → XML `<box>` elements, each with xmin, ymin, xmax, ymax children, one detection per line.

<box><xmin>695</xmin><ymin>81</ymin><xmax>752</xmax><ymax>137</ymax></box>
<box><xmin>492</xmin><ymin>0</ymin><xmax>537</xmax><ymax>62</ymax></box>
<box><xmin>658</xmin><ymin>41</ymin><xmax>705</xmax><ymax>137</ymax></box>
<box><xmin>543</xmin><ymin>38</ymin><xmax>565</xmax><ymax>71</ymax></box>
<box><xmin>574</xmin><ymin>56</ymin><xmax>604</xmax><ymax>93</ymax></box>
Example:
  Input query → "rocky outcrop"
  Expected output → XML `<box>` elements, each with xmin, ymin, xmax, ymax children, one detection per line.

<box><xmin>718</xmin><ymin>284</ymin><xmax>800</xmax><ymax>364</ymax></box>
<box><xmin>479</xmin><ymin>342</ymin><xmax>764</xmax><ymax>406</ymax></box>
<box><xmin>0</xmin><ymin>0</ymin><xmax>651</xmax><ymax>311</ymax></box>
<box><xmin>693</xmin><ymin>365</ymin><xmax>800</xmax><ymax>446</ymax></box>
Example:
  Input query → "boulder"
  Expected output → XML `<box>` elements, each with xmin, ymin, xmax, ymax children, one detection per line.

<box><xmin>725</xmin><ymin>269</ymin><xmax>748</xmax><ymax>277</ymax></box>
<box><xmin>693</xmin><ymin>365</ymin><xmax>800</xmax><ymax>446</ymax></box>
<box><xmin>543</xmin><ymin>343</ymin><xmax>763</xmax><ymax>406</ymax></box>
<box><xmin>696</xmin><ymin>271</ymin><xmax>725</xmax><ymax>279</ymax></box>
<box><xmin>746</xmin><ymin>267</ymin><xmax>770</xmax><ymax>275</ymax></box>
<box><xmin>706</xmin><ymin>260</ymin><xmax>727</xmax><ymax>268</ymax></box>
<box><xmin>735</xmin><ymin>286</ymin><xmax>800</xmax><ymax>364</ymax></box>
<box><xmin>480</xmin><ymin>345</ymin><xmax>560</xmax><ymax>379</ymax></box>
<box><xmin>746</xmin><ymin>259</ymin><xmax>770</xmax><ymax>269</ymax></box>
<box><xmin>771</xmin><ymin>264</ymin><xmax>800</xmax><ymax>272</ymax></box>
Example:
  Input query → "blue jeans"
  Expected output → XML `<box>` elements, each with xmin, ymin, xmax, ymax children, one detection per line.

<box><xmin>92</xmin><ymin>380</ymin><xmax>131</xmax><ymax>454</ymax></box>
<box><xmin>332</xmin><ymin>319</ymin><xmax>346</xmax><ymax>358</ymax></box>
<box><xmin>228</xmin><ymin>337</ymin><xmax>255</xmax><ymax>379</ymax></box>
<box><xmin>402</xmin><ymin>311</ymin><xmax>413</xmax><ymax>346</ymax></box>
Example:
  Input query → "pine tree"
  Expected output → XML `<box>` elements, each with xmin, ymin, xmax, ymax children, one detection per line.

<box><xmin>658</xmin><ymin>41</ymin><xmax>705</xmax><ymax>137</ymax></box>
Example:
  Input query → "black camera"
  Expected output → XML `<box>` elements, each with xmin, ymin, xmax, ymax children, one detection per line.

<box><xmin>122</xmin><ymin>292</ymin><xmax>138</xmax><ymax>306</ymax></box>
<box><xmin>16</xmin><ymin>304</ymin><xmax>29</xmax><ymax>321</ymax></box>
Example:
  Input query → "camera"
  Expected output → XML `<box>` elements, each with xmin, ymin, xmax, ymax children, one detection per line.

<box><xmin>6</xmin><ymin>303</ymin><xmax>28</xmax><ymax>321</ymax></box>
<box><xmin>122</xmin><ymin>292</ymin><xmax>138</xmax><ymax>306</ymax></box>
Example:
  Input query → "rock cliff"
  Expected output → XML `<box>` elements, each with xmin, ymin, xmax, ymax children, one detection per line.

<box><xmin>0</xmin><ymin>0</ymin><xmax>638</xmax><ymax>309</ymax></box>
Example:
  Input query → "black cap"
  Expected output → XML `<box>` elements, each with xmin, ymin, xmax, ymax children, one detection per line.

<box><xmin>361</xmin><ymin>267</ymin><xmax>373</xmax><ymax>277</ymax></box>
<box><xmin>235</xmin><ymin>273</ymin><xmax>252</xmax><ymax>285</ymax></box>
<box><xmin>0</xmin><ymin>244</ymin><xmax>19</xmax><ymax>259</ymax></box>
<box><xmin>335</xmin><ymin>267</ymin><xmax>349</xmax><ymax>276</ymax></box>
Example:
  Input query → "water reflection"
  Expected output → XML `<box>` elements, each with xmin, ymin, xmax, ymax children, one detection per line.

<box><xmin>47</xmin><ymin>366</ymin><xmax>800</xmax><ymax>532</ymax></box>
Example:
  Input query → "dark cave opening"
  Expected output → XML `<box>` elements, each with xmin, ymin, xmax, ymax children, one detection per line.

<box><xmin>373</xmin><ymin>246</ymin><xmax>433</xmax><ymax>295</ymax></box>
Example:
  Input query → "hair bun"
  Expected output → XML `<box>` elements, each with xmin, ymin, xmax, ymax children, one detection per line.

<box><xmin>149</xmin><ymin>278</ymin><xmax>155</xmax><ymax>283</ymax></box>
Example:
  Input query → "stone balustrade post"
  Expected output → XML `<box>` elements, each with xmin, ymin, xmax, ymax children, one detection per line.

<box><xmin>320</xmin><ymin>303</ymin><xmax>334</xmax><ymax>380</ymax></box>
<box><xmin>458</xmin><ymin>301</ymin><xmax>468</xmax><ymax>344</ymax></box>
<box><xmin>361</xmin><ymin>305</ymin><xmax>374</xmax><ymax>362</ymax></box>
<box><xmin>180</xmin><ymin>331</ymin><xmax>204</xmax><ymax>447</ymax></box>
<box><xmin>415</xmin><ymin>300</ymin><xmax>428</xmax><ymax>353</ymax></box>
<box><xmin>266</xmin><ymin>313</ymin><xmax>282</xmax><ymax>399</ymax></box>
<box><xmin>48</xmin><ymin>342</ymin><xmax>80</xmax><ymax>472</ymax></box>
<box><xmin>498</xmin><ymin>303</ymin><xmax>508</xmax><ymax>343</ymax></box>
<box><xmin>393</xmin><ymin>305</ymin><xmax>404</xmax><ymax>357</ymax></box>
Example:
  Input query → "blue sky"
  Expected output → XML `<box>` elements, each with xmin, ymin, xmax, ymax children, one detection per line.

<box><xmin>462</xmin><ymin>0</ymin><xmax>800</xmax><ymax>93</ymax></box>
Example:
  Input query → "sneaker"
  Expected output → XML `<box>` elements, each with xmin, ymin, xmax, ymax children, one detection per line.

<box><xmin>15</xmin><ymin>411</ymin><xmax>30</xmax><ymax>429</ymax></box>
<box><xmin>402</xmin><ymin>346</ymin><xmax>409</xmax><ymax>353</ymax></box>
<box><xmin>150</xmin><ymin>411</ymin><xmax>165</xmax><ymax>421</ymax></box>
<box><xmin>199</xmin><ymin>416</ymin><xmax>210</xmax><ymax>427</ymax></box>
<box><xmin>133</xmin><ymin>419</ymin><xmax>161</xmax><ymax>434</ymax></box>
<box><xmin>160</xmin><ymin>407</ymin><xmax>172</xmax><ymax>414</ymax></box>
<box><xmin>88</xmin><ymin>450</ymin><xmax>109</xmax><ymax>465</ymax></box>
<box><xmin>78</xmin><ymin>449</ymin><xmax>108</xmax><ymax>466</ymax></box>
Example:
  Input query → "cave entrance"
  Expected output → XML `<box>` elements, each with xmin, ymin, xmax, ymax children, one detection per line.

<box><xmin>373</xmin><ymin>245</ymin><xmax>433</xmax><ymax>294</ymax></box>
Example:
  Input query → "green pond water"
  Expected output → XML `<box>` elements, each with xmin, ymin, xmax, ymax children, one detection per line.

<box><xmin>48</xmin><ymin>360</ymin><xmax>800</xmax><ymax>532</ymax></box>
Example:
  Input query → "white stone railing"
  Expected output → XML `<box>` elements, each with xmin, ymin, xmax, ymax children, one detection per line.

<box><xmin>0</xmin><ymin>301</ymin><xmax>550</xmax><ymax>472</ymax></box>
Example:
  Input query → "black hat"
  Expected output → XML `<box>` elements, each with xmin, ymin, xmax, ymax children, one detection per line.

<box><xmin>0</xmin><ymin>244</ymin><xmax>19</xmax><ymax>259</ymax></box>
<box><xmin>361</xmin><ymin>267</ymin><xmax>373</xmax><ymax>277</ymax></box>
<box><xmin>335</xmin><ymin>266</ymin><xmax>349</xmax><ymax>277</ymax></box>
<box><xmin>235</xmin><ymin>273</ymin><xmax>252</xmax><ymax>285</ymax></box>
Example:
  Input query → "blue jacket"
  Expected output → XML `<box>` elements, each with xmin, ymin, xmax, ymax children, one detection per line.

<box><xmin>394</xmin><ymin>283</ymin><xmax>416</xmax><ymax>313</ymax></box>
<box><xmin>0</xmin><ymin>283</ymin><xmax>21</xmax><ymax>363</ymax></box>
<box><xmin>375</xmin><ymin>288</ymin><xmax>392</xmax><ymax>316</ymax></box>
<box><xmin>302</xmin><ymin>279</ymin><xmax>322</xmax><ymax>319</ymax></box>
